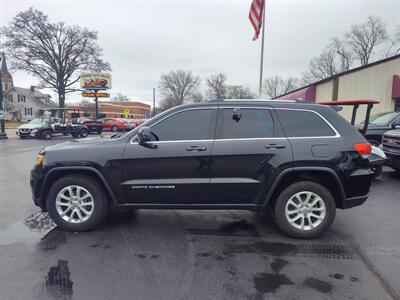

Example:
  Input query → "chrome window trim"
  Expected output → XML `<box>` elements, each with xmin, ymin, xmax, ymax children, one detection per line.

<box><xmin>130</xmin><ymin>107</ymin><xmax>218</xmax><ymax>144</ymax></box>
<box><xmin>129</xmin><ymin>106</ymin><xmax>341</xmax><ymax>145</ymax></box>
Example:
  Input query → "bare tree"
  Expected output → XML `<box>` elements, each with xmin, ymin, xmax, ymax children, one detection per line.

<box><xmin>331</xmin><ymin>38</ymin><xmax>353</xmax><ymax>71</ymax></box>
<box><xmin>2</xmin><ymin>8</ymin><xmax>110</xmax><ymax>110</ymax></box>
<box><xmin>159</xmin><ymin>70</ymin><xmax>200</xmax><ymax>110</ymax></box>
<box><xmin>263</xmin><ymin>75</ymin><xmax>299</xmax><ymax>98</ymax></box>
<box><xmin>227</xmin><ymin>85</ymin><xmax>255</xmax><ymax>99</ymax></box>
<box><xmin>112</xmin><ymin>93</ymin><xmax>129</xmax><ymax>102</ymax></box>
<box><xmin>206</xmin><ymin>73</ymin><xmax>228</xmax><ymax>99</ymax></box>
<box><xmin>385</xmin><ymin>27</ymin><xmax>400</xmax><ymax>57</ymax></box>
<box><xmin>302</xmin><ymin>49</ymin><xmax>340</xmax><ymax>84</ymax></box>
<box><xmin>345</xmin><ymin>16</ymin><xmax>388</xmax><ymax>65</ymax></box>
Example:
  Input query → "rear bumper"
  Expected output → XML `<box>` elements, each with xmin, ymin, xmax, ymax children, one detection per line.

<box><xmin>341</xmin><ymin>168</ymin><xmax>372</xmax><ymax>209</ymax></box>
<box><xmin>343</xmin><ymin>194</ymin><xmax>369</xmax><ymax>209</ymax></box>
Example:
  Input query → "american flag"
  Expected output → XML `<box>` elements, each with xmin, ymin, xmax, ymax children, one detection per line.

<box><xmin>249</xmin><ymin>0</ymin><xmax>265</xmax><ymax>41</ymax></box>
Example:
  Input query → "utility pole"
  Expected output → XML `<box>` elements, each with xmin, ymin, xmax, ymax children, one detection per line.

<box><xmin>152</xmin><ymin>88</ymin><xmax>156</xmax><ymax>117</ymax></box>
<box><xmin>0</xmin><ymin>55</ymin><xmax>8</xmax><ymax>139</ymax></box>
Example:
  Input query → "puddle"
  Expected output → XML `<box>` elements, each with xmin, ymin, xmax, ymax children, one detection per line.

<box><xmin>303</xmin><ymin>277</ymin><xmax>332</xmax><ymax>293</ymax></box>
<box><xmin>0</xmin><ymin>212</ymin><xmax>56</xmax><ymax>246</ymax></box>
<box><xmin>45</xmin><ymin>260</ymin><xmax>73</xmax><ymax>297</ymax></box>
<box><xmin>187</xmin><ymin>219</ymin><xmax>260</xmax><ymax>237</ymax></box>
<box><xmin>271</xmin><ymin>258</ymin><xmax>289</xmax><ymax>273</ymax></box>
<box><xmin>224</xmin><ymin>242</ymin><xmax>355</xmax><ymax>259</ymax></box>
<box><xmin>254</xmin><ymin>273</ymin><xmax>294</xmax><ymax>294</ymax></box>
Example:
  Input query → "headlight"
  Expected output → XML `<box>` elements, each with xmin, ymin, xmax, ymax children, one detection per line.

<box><xmin>35</xmin><ymin>154</ymin><xmax>44</xmax><ymax>166</ymax></box>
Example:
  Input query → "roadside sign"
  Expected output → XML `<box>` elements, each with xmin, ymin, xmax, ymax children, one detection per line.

<box><xmin>82</xmin><ymin>92</ymin><xmax>110</xmax><ymax>98</ymax></box>
<box><xmin>80</xmin><ymin>73</ymin><xmax>112</xmax><ymax>90</ymax></box>
<box><xmin>124</xmin><ymin>108</ymin><xmax>130</xmax><ymax>118</ymax></box>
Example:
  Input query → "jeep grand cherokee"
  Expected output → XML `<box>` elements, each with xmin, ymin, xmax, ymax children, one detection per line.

<box><xmin>30</xmin><ymin>100</ymin><xmax>373</xmax><ymax>239</ymax></box>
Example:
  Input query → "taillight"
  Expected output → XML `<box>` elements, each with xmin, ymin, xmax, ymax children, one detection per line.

<box><xmin>354</xmin><ymin>143</ymin><xmax>372</xmax><ymax>155</ymax></box>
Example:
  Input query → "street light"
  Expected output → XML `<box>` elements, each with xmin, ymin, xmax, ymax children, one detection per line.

<box><xmin>0</xmin><ymin>54</ymin><xmax>8</xmax><ymax>139</ymax></box>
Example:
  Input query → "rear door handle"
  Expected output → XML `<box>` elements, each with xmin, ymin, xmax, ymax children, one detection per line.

<box><xmin>265</xmin><ymin>143</ymin><xmax>286</xmax><ymax>150</ymax></box>
<box><xmin>186</xmin><ymin>146</ymin><xmax>207</xmax><ymax>152</ymax></box>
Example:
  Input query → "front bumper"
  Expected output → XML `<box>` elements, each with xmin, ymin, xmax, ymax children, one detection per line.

<box><xmin>30</xmin><ymin>167</ymin><xmax>46</xmax><ymax>210</ymax></box>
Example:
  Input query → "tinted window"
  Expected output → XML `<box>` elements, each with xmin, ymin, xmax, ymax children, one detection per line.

<box><xmin>221</xmin><ymin>108</ymin><xmax>274</xmax><ymax>139</ymax></box>
<box><xmin>368</xmin><ymin>112</ymin><xmax>398</xmax><ymax>126</ymax></box>
<box><xmin>151</xmin><ymin>109</ymin><xmax>216</xmax><ymax>141</ymax></box>
<box><xmin>277</xmin><ymin>109</ymin><xmax>335</xmax><ymax>137</ymax></box>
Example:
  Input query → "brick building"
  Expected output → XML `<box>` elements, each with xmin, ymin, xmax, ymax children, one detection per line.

<box><xmin>67</xmin><ymin>101</ymin><xmax>151</xmax><ymax>119</ymax></box>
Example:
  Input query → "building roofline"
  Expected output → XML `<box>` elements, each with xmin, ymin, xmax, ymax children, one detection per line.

<box><xmin>274</xmin><ymin>53</ymin><xmax>400</xmax><ymax>99</ymax></box>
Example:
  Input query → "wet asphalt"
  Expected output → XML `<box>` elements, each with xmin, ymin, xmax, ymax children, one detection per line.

<box><xmin>0</xmin><ymin>135</ymin><xmax>400</xmax><ymax>300</ymax></box>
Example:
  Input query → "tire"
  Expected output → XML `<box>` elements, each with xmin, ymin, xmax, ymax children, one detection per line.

<box><xmin>19</xmin><ymin>136</ymin><xmax>26</xmax><ymax>139</ymax></box>
<box><xmin>371</xmin><ymin>165</ymin><xmax>383</xmax><ymax>178</ymax></box>
<box><xmin>41</xmin><ymin>130</ymin><xmax>52</xmax><ymax>140</ymax></box>
<box><xmin>46</xmin><ymin>175</ymin><xmax>109</xmax><ymax>232</ymax></box>
<box><xmin>79</xmin><ymin>128</ymin><xmax>89</xmax><ymax>138</ymax></box>
<box><xmin>111</xmin><ymin>125</ymin><xmax>118</xmax><ymax>132</ymax></box>
<box><xmin>272</xmin><ymin>181</ymin><xmax>336</xmax><ymax>239</ymax></box>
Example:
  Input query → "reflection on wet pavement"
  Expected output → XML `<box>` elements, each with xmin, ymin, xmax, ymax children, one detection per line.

<box><xmin>0</xmin><ymin>212</ymin><xmax>56</xmax><ymax>246</ymax></box>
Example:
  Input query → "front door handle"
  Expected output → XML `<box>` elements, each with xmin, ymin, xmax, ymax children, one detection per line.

<box><xmin>186</xmin><ymin>146</ymin><xmax>207</xmax><ymax>152</ymax></box>
<box><xmin>265</xmin><ymin>143</ymin><xmax>286</xmax><ymax>150</ymax></box>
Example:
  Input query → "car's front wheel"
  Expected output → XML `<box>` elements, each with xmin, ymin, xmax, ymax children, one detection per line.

<box><xmin>46</xmin><ymin>175</ymin><xmax>108</xmax><ymax>231</ymax></box>
<box><xmin>79</xmin><ymin>128</ymin><xmax>89</xmax><ymax>138</ymax></box>
<box><xmin>272</xmin><ymin>181</ymin><xmax>336</xmax><ymax>239</ymax></box>
<box><xmin>111</xmin><ymin>125</ymin><xmax>118</xmax><ymax>132</ymax></box>
<box><xmin>41</xmin><ymin>130</ymin><xmax>52</xmax><ymax>140</ymax></box>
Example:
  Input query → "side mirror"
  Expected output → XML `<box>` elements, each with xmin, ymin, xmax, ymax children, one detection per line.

<box><xmin>137</xmin><ymin>126</ymin><xmax>152</xmax><ymax>144</ymax></box>
<box><xmin>391</xmin><ymin>123</ymin><xmax>400</xmax><ymax>129</ymax></box>
<box><xmin>232</xmin><ymin>108</ymin><xmax>242</xmax><ymax>122</ymax></box>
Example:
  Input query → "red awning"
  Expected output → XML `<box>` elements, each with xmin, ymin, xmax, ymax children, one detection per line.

<box><xmin>277</xmin><ymin>86</ymin><xmax>316</xmax><ymax>102</ymax></box>
<box><xmin>319</xmin><ymin>99</ymin><xmax>379</xmax><ymax>106</ymax></box>
<box><xmin>392</xmin><ymin>75</ymin><xmax>400</xmax><ymax>99</ymax></box>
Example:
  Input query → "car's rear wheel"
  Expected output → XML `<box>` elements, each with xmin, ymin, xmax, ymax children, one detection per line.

<box><xmin>79</xmin><ymin>128</ymin><xmax>89</xmax><ymax>138</ymax></box>
<box><xmin>47</xmin><ymin>175</ymin><xmax>108</xmax><ymax>231</ymax></box>
<box><xmin>111</xmin><ymin>125</ymin><xmax>118</xmax><ymax>132</ymax></box>
<box><xmin>41</xmin><ymin>130</ymin><xmax>52</xmax><ymax>140</ymax></box>
<box><xmin>272</xmin><ymin>181</ymin><xmax>336</xmax><ymax>239</ymax></box>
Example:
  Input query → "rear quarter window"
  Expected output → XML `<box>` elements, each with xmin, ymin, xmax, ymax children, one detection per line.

<box><xmin>276</xmin><ymin>109</ymin><xmax>336</xmax><ymax>137</ymax></box>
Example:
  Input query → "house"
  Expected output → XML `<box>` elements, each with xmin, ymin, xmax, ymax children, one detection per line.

<box><xmin>1</xmin><ymin>52</ymin><xmax>57</xmax><ymax>121</ymax></box>
<box><xmin>5</xmin><ymin>86</ymin><xmax>57</xmax><ymax>121</ymax></box>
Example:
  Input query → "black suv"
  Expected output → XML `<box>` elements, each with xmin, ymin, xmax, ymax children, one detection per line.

<box><xmin>381</xmin><ymin>129</ymin><xmax>400</xmax><ymax>172</ymax></box>
<box><xmin>30</xmin><ymin>100</ymin><xmax>373</xmax><ymax>238</ymax></box>
<box><xmin>359</xmin><ymin>111</ymin><xmax>400</xmax><ymax>145</ymax></box>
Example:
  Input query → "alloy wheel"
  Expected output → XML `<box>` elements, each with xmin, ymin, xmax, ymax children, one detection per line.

<box><xmin>284</xmin><ymin>191</ymin><xmax>326</xmax><ymax>231</ymax></box>
<box><xmin>55</xmin><ymin>185</ymin><xmax>95</xmax><ymax>224</ymax></box>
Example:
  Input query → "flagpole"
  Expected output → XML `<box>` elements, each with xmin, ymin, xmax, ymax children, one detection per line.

<box><xmin>258</xmin><ymin>2</ymin><xmax>266</xmax><ymax>99</ymax></box>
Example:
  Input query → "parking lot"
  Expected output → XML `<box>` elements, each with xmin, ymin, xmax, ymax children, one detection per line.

<box><xmin>0</xmin><ymin>135</ymin><xmax>399</xmax><ymax>300</ymax></box>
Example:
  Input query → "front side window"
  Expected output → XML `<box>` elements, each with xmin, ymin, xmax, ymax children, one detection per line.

<box><xmin>150</xmin><ymin>109</ymin><xmax>216</xmax><ymax>141</ymax></box>
<box><xmin>221</xmin><ymin>108</ymin><xmax>274</xmax><ymax>139</ymax></box>
<box><xmin>277</xmin><ymin>109</ymin><xmax>336</xmax><ymax>137</ymax></box>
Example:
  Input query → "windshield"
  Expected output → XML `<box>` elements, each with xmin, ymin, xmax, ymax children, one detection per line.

<box><xmin>29</xmin><ymin>118</ymin><xmax>47</xmax><ymax>125</ymax></box>
<box><xmin>367</xmin><ymin>112</ymin><xmax>398</xmax><ymax>126</ymax></box>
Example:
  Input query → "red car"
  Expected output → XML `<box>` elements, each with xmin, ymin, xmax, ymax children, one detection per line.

<box><xmin>76</xmin><ymin>117</ymin><xmax>104</xmax><ymax>134</ymax></box>
<box><xmin>100</xmin><ymin>118</ymin><xmax>129</xmax><ymax>132</ymax></box>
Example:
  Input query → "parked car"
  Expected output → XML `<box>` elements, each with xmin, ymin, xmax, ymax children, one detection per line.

<box><xmin>358</xmin><ymin>111</ymin><xmax>400</xmax><ymax>145</ymax></box>
<box><xmin>381</xmin><ymin>129</ymin><xmax>400</xmax><ymax>172</ymax></box>
<box><xmin>100</xmin><ymin>118</ymin><xmax>129</xmax><ymax>132</ymax></box>
<box><xmin>75</xmin><ymin>117</ymin><xmax>104</xmax><ymax>134</ymax></box>
<box><xmin>17</xmin><ymin>115</ymin><xmax>89</xmax><ymax>139</ymax></box>
<box><xmin>117</xmin><ymin>118</ymin><xmax>136</xmax><ymax>130</ymax></box>
<box><xmin>31</xmin><ymin>100</ymin><xmax>374</xmax><ymax>239</ymax></box>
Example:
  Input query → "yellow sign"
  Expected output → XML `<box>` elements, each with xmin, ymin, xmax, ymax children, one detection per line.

<box><xmin>82</xmin><ymin>92</ymin><xmax>110</xmax><ymax>98</ymax></box>
<box><xmin>80</xmin><ymin>73</ymin><xmax>112</xmax><ymax>90</ymax></box>
<box><xmin>123</xmin><ymin>108</ymin><xmax>130</xmax><ymax>118</ymax></box>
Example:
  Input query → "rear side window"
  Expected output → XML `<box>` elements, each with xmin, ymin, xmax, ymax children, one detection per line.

<box><xmin>151</xmin><ymin>109</ymin><xmax>216</xmax><ymax>141</ymax></box>
<box><xmin>277</xmin><ymin>109</ymin><xmax>336</xmax><ymax>137</ymax></box>
<box><xmin>221</xmin><ymin>108</ymin><xmax>274</xmax><ymax>139</ymax></box>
